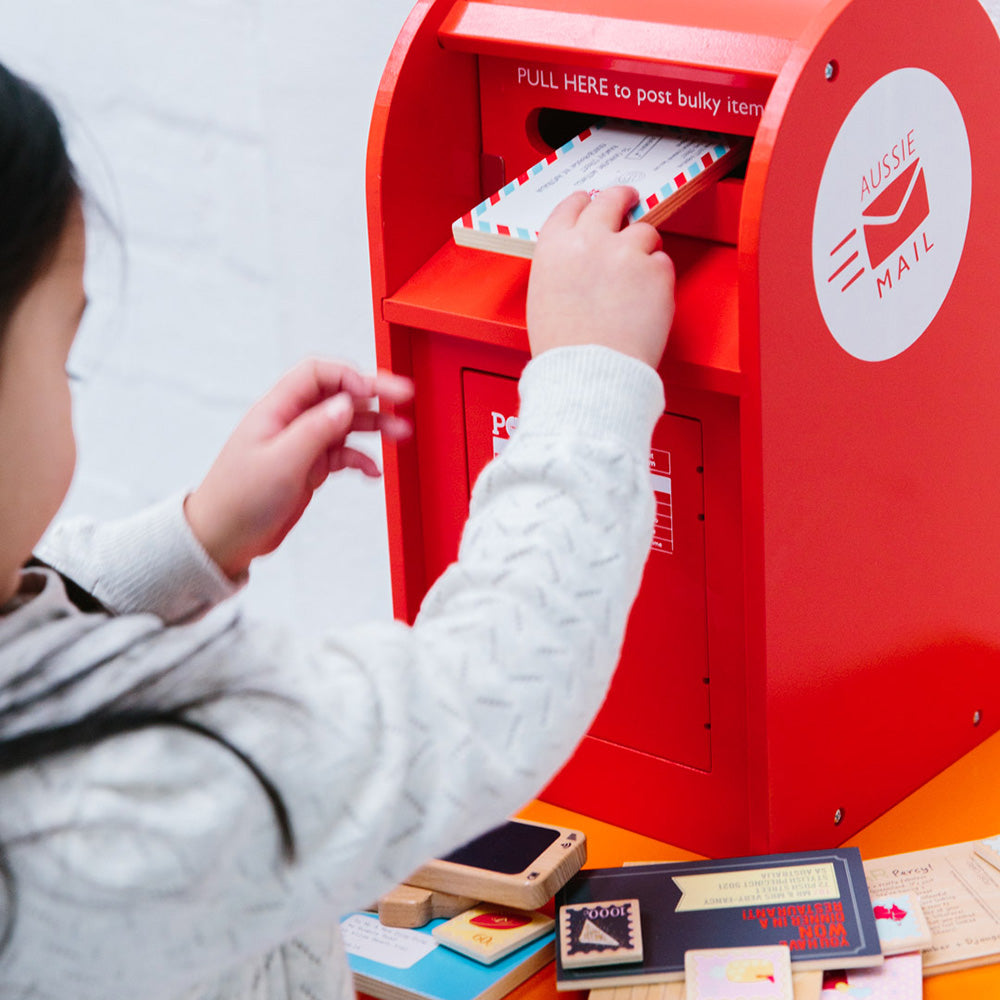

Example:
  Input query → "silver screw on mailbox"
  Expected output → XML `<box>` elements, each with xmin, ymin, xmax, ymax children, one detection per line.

<box><xmin>833</xmin><ymin>808</ymin><xmax>844</xmax><ymax>825</ymax></box>
<box><xmin>825</xmin><ymin>61</ymin><xmax>839</xmax><ymax>81</ymax></box>
<box><xmin>974</xmin><ymin>710</ymin><xmax>983</xmax><ymax>726</ymax></box>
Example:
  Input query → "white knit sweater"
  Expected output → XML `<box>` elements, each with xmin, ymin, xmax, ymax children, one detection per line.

<box><xmin>0</xmin><ymin>345</ymin><xmax>664</xmax><ymax>1000</ymax></box>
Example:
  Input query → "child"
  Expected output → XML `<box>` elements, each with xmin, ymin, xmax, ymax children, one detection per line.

<box><xmin>0</xmin><ymin>63</ymin><xmax>675</xmax><ymax>1000</ymax></box>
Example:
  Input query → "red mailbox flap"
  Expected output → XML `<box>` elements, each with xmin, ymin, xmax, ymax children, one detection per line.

<box><xmin>439</xmin><ymin>0</ymin><xmax>826</xmax><ymax>77</ymax></box>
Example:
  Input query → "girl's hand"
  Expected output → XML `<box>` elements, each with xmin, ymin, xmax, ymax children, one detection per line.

<box><xmin>526</xmin><ymin>186</ymin><xmax>675</xmax><ymax>369</ymax></box>
<box><xmin>184</xmin><ymin>358</ymin><xmax>413</xmax><ymax>580</ymax></box>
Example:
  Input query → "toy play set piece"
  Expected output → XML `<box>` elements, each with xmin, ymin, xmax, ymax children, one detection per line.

<box><xmin>407</xmin><ymin>818</ymin><xmax>587</xmax><ymax>911</ymax></box>
<box><xmin>341</xmin><ymin>910</ymin><xmax>555</xmax><ymax>1000</ymax></box>
<box><xmin>586</xmin><ymin>984</ymin><xmax>685</xmax><ymax>1000</ymax></box>
<box><xmin>560</xmin><ymin>898</ymin><xmax>643</xmax><ymax>970</ymax></box>
<box><xmin>371</xmin><ymin>0</ymin><xmax>1000</xmax><ymax>863</ymax></box>
<box><xmin>585</xmin><ymin>970</ymin><xmax>821</xmax><ymax>1000</ymax></box>
<box><xmin>790</xmin><ymin>971</ymin><xmax>823</xmax><ymax>1000</ymax></box>
<box><xmin>432</xmin><ymin>904</ymin><xmax>555</xmax><ymax>964</ymax></box>
<box><xmin>685</xmin><ymin>945</ymin><xmax>793</xmax><ymax>1000</ymax></box>
<box><xmin>869</xmin><ymin>892</ymin><xmax>932</xmax><ymax>957</ymax></box>
<box><xmin>974</xmin><ymin>834</ymin><xmax>1000</xmax><ymax>873</ymax></box>
<box><xmin>819</xmin><ymin>953</ymin><xmax>922</xmax><ymax>999</ymax></box>
<box><xmin>378</xmin><ymin>884</ymin><xmax>481</xmax><ymax>929</ymax></box>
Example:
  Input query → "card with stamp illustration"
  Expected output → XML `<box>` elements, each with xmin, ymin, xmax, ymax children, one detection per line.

<box><xmin>432</xmin><ymin>905</ymin><xmax>554</xmax><ymax>965</ymax></box>
<box><xmin>559</xmin><ymin>897</ymin><xmax>643</xmax><ymax>969</ymax></box>
<box><xmin>869</xmin><ymin>893</ymin><xmax>931</xmax><ymax>956</ymax></box>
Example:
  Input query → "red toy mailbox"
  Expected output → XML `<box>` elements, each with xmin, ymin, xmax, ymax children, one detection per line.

<box><xmin>366</xmin><ymin>0</ymin><xmax>1000</xmax><ymax>858</ymax></box>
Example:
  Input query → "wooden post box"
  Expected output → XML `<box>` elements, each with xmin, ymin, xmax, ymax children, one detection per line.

<box><xmin>366</xmin><ymin>0</ymin><xmax>1000</xmax><ymax>857</ymax></box>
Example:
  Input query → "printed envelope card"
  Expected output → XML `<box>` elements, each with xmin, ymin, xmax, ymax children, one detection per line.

<box><xmin>556</xmin><ymin>849</ymin><xmax>880</xmax><ymax>990</ymax></box>
<box><xmin>685</xmin><ymin>945</ymin><xmax>793</xmax><ymax>1000</ymax></box>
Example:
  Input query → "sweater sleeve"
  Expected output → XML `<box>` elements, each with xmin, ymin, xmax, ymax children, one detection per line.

<box><xmin>33</xmin><ymin>494</ymin><xmax>243</xmax><ymax>623</ymax></box>
<box><xmin>2</xmin><ymin>344</ymin><xmax>665</xmax><ymax>1000</ymax></box>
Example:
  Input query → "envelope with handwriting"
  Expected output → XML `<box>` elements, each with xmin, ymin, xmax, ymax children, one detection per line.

<box><xmin>862</xmin><ymin>158</ymin><xmax>929</xmax><ymax>269</ymax></box>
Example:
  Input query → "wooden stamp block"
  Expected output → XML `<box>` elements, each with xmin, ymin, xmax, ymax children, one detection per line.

<box><xmin>560</xmin><ymin>898</ymin><xmax>643</xmax><ymax>969</ymax></box>
<box><xmin>870</xmin><ymin>892</ymin><xmax>932</xmax><ymax>956</ymax></box>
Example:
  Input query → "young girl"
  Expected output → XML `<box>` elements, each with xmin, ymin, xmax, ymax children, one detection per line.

<box><xmin>0</xmin><ymin>63</ymin><xmax>675</xmax><ymax>999</ymax></box>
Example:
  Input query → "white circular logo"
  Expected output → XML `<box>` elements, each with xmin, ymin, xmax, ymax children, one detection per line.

<box><xmin>812</xmin><ymin>68</ymin><xmax>971</xmax><ymax>362</ymax></box>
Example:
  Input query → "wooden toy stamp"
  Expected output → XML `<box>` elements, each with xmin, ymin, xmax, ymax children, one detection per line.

<box><xmin>559</xmin><ymin>897</ymin><xmax>643</xmax><ymax>969</ymax></box>
<box><xmin>870</xmin><ymin>892</ymin><xmax>932</xmax><ymax>956</ymax></box>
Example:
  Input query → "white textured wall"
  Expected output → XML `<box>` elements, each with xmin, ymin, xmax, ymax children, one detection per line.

<box><xmin>0</xmin><ymin>0</ymin><xmax>417</xmax><ymax>635</ymax></box>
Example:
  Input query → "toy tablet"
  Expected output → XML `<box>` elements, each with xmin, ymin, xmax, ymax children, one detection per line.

<box><xmin>406</xmin><ymin>818</ymin><xmax>587</xmax><ymax>910</ymax></box>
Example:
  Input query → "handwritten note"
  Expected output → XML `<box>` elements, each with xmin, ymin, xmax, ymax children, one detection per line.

<box><xmin>341</xmin><ymin>913</ymin><xmax>439</xmax><ymax>969</ymax></box>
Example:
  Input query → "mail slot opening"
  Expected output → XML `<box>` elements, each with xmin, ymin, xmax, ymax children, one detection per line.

<box><xmin>531</xmin><ymin>107</ymin><xmax>597</xmax><ymax>152</ymax></box>
<box><xmin>513</xmin><ymin>110</ymin><xmax>751</xmax><ymax>244</ymax></box>
<box><xmin>527</xmin><ymin>108</ymin><xmax>753</xmax><ymax>174</ymax></box>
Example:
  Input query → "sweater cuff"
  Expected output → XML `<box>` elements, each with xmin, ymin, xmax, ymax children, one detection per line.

<box><xmin>517</xmin><ymin>345</ymin><xmax>666</xmax><ymax>456</ymax></box>
<box><xmin>36</xmin><ymin>495</ymin><xmax>244</xmax><ymax>623</ymax></box>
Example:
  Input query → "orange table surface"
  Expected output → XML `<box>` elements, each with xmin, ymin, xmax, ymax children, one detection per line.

<box><xmin>358</xmin><ymin>728</ymin><xmax>1000</xmax><ymax>999</ymax></box>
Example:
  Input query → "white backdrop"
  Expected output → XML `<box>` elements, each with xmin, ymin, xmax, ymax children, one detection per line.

<box><xmin>0</xmin><ymin>0</ymin><xmax>419</xmax><ymax>635</ymax></box>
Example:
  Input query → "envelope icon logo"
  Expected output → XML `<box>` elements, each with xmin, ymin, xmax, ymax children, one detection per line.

<box><xmin>813</xmin><ymin>68</ymin><xmax>971</xmax><ymax>363</ymax></box>
<box><xmin>861</xmin><ymin>158</ymin><xmax>929</xmax><ymax>269</ymax></box>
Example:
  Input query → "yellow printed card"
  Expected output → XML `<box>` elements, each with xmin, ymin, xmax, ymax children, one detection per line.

<box><xmin>432</xmin><ymin>905</ymin><xmax>554</xmax><ymax>965</ymax></box>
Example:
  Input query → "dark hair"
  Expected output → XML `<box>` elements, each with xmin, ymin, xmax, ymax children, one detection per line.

<box><xmin>0</xmin><ymin>64</ymin><xmax>80</xmax><ymax>330</ymax></box>
<box><xmin>0</xmin><ymin>67</ymin><xmax>295</xmax><ymax>952</ymax></box>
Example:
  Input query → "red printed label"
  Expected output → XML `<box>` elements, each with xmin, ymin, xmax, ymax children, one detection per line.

<box><xmin>470</xmin><ymin>912</ymin><xmax>532</xmax><ymax>929</ymax></box>
<box><xmin>482</xmin><ymin>57</ymin><xmax>769</xmax><ymax>135</ymax></box>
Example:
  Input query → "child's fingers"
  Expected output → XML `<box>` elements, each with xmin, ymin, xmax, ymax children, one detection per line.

<box><xmin>277</xmin><ymin>391</ymin><xmax>356</xmax><ymax>471</ymax></box>
<box><xmin>577</xmin><ymin>186</ymin><xmax>640</xmax><ymax>232</ymax></box>
<box><xmin>339</xmin><ymin>368</ymin><xmax>415</xmax><ymax>407</ymax></box>
<box><xmin>252</xmin><ymin>359</ymin><xmax>352</xmax><ymax>429</ymax></box>
<box><xmin>620</xmin><ymin>221</ymin><xmax>663</xmax><ymax>255</ymax></box>
<box><xmin>349</xmin><ymin>409</ymin><xmax>412</xmax><ymax>439</ymax></box>
<box><xmin>651</xmin><ymin>249</ymin><xmax>675</xmax><ymax>275</ymax></box>
<box><xmin>277</xmin><ymin>391</ymin><xmax>409</xmax><ymax>482</ymax></box>
<box><xmin>539</xmin><ymin>190</ymin><xmax>593</xmax><ymax>236</ymax></box>
<box><xmin>256</xmin><ymin>361</ymin><xmax>412</xmax><ymax>433</ymax></box>
<box><xmin>367</xmin><ymin>370</ymin><xmax>414</xmax><ymax>405</ymax></box>
<box><xmin>329</xmin><ymin>446</ymin><xmax>382</xmax><ymax>478</ymax></box>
